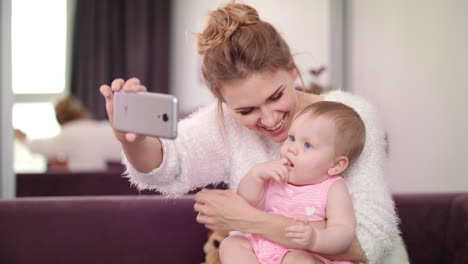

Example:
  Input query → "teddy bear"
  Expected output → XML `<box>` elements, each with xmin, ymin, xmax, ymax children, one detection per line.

<box><xmin>201</xmin><ymin>230</ymin><xmax>229</xmax><ymax>264</ymax></box>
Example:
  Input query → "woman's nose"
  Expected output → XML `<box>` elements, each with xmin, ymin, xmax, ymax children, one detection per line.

<box><xmin>260</xmin><ymin>109</ymin><xmax>276</xmax><ymax>127</ymax></box>
<box><xmin>260</xmin><ymin>117</ymin><xmax>275</xmax><ymax>127</ymax></box>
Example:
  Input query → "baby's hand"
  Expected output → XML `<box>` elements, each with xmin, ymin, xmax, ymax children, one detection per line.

<box><xmin>285</xmin><ymin>218</ymin><xmax>317</xmax><ymax>250</ymax></box>
<box><xmin>251</xmin><ymin>158</ymin><xmax>289</xmax><ymax>183</ymax></box>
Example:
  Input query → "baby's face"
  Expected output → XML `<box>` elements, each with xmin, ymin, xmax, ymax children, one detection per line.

<box><xmin>280</xmin><ymin>114</ymin><xmax>338</xmax><ymax>185</ymax></box>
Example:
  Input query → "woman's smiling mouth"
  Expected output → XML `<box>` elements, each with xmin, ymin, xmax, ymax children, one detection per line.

<box><xmin>258</xmin><ymin>113</ymin><xmax>287</xmax><ymax>135</ymax></box>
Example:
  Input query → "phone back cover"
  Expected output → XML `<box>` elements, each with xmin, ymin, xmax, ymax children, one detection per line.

<box><xmin>113</xmin><ymin>92</ymin><xmax>178</xmax><ymax>139</ymax></box>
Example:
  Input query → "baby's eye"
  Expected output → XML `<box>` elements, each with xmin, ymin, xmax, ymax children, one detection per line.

<box><xmin>289</xmin><ymin>135</ymin><xmax>295</xmax><ymax>142</ymax></box>
<box><xmin>304</xmin><ymin>142</ymin><xmax>312</xmax><ymax>149</ymax></box>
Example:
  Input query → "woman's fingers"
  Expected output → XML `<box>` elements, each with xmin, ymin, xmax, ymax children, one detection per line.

<box><xmin>122</xmin><ymin>77</ymin><xmax>142</xmax><ymax>92</ymax></box>
<box><xmin>100</xmin><ymin>84</ymin><xmax>115</xmax><ymax>123</ymax></box>
<box><xmin>194</xmin><ymin>189</ymin><xmax>252</xmax><ymax>232</ymax></box>
<box><xmin>195</xmin><ymin>188</ymin><xmax>224</xmax><ymax>203</ymax></box>
<box><xmin>125</xmin><ymin>133</ymin><xmax>138</xmax><ymax>142</ymax></box>
<box><xmin>196</xmin><ymin>211</ymin><xmax>215</xmax><ymax>224</ymax></box>
<box><xmin>195</xmin><ymin>203</ymin><xmax>228</xmax><ymax>231</ymax></box>
<box><xmin>111</xmin><ymin>78</ymin><xmax>125</xmax><ymax>92</ymax></box>
<box><xmin>102</xmin><ymin>77</ymin><xmax>150</xmax><ymax>144</ymax></box>
<box><xmin>194</xmin><ymin>201</ymin><xmax>212</xmax><ymax>216</ymax></box>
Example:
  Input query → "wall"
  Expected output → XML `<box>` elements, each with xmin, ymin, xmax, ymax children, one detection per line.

<box><xmin>1</xmin><ymin>0</ymin><xmax>14</xmax><ymax>198</ymax></box>
<box><xmin>345</xmin><ymin>0</ymin><xmax>468</xmax><ymax>192</ymax></box>
<box><xmin>170</xmin><ymin>0</ymin><xmax>336</xmax><ymax>113</ymax></box>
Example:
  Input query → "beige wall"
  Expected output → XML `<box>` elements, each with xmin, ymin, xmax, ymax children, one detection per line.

<box><xmin>169</xmin><ymin>0</ymin><xmax>335</xmax><ymax>113</ymax></box>
<box><xmin>345</xmin><ymin>0</ymin><xmax>468</xmax><ymax>192</ymax></box>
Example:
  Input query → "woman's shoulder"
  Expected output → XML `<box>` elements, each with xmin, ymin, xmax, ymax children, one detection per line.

<box><xmin>324</xmin><ymin>90</ymin><xmax>380</xmax><ymax>122</ymax></box>
<box><xmin>179</xmin><ymin>101</ymin><xmax>240</xmax><ymax>128</ymax></box>
<box><xmin>180</xmin><ymin>101</ymin><xmax>218</xmax><ymax>119</ymax></box>
<box><xmin>323</xmin><ymin>90</ymin><xmax>374</xmax><ymax>112</ymax></box>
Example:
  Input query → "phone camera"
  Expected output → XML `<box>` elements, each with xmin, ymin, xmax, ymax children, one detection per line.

<box><xmin>162</xmin><ymin>113</ymin><xmax>169</xmax><ymax>122</ymax></box>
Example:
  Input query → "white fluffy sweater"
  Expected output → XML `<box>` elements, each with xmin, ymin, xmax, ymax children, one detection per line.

<box><xmin>123</xmin><ymin>90</ymin><xmax>409</xmax><ymax>264</ymax></box>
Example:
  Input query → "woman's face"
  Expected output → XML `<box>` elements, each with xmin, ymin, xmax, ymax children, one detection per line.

<box><xmin>221</xmin><ymin>69</ymin><xmax>298</xmax><ymax>143</ymax></box>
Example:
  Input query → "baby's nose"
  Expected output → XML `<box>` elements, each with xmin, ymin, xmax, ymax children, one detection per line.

<box><xmin>288</xmin><ymin>145</ymin><xmax>297</xmax><ymax>155</ymax></box>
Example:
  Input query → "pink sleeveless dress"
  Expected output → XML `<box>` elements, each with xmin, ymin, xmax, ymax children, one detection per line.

<box><xmin>245</xmin><ymin>176</ymin><xmax>355</xmax><ymax>264</ymax></box>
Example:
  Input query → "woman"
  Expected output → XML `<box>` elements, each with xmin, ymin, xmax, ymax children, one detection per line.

<box><xmin>100</xmin><ymin>3</ymin><xmax>408</xmax><ymax>263</ymax></box>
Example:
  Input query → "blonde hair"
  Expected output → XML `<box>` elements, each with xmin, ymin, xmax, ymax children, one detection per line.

<box><xmin>296</xmin><ymin>101</ymin><xmax>366</xmax><ymax>166</ymax></box>
<box><xmin>55</xmin><ymin>96</ymin><xmax>89</xmax><ymax>125</ymax></box>
<box><xmin>197</xmin><ymin>2</ymin><xmax>298</xmax><ymax>101</ymax></box>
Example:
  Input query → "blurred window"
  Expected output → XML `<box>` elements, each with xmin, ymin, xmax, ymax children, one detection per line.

<box><xmin>12</xmin><ymin>0</ymin><xmax>68</xmax><ymax>172</ymax></box>
<box><xmin>12</xmin><ymin>0</ymin><xmax>66</xmax><ymax>94</ymax></box>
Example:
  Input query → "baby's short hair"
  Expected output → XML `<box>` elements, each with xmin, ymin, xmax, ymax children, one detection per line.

<box><xmin>296</xmin><ymin>101</ymin><xmax>366</xmax><ymax>166</ymax></box>
<box><xmin>55</xmin><ymin>96</ymin><xmax>89</xmax><ymax>125</ymax></box>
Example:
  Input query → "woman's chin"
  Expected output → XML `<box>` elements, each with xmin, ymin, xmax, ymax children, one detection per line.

<box><xmin>258</xmin><ymin>129</ymin><xmax>287</xmax><ymax>142</ymax></box>
<box><xmin>258</xmin><ymin>117</ymin><xmax>290</xmax><ymax>142</ymax></box>
<box><xmin>270</xmin><ymin>133</ymin><xmax>288</xmax><ymax>143</ymax></box>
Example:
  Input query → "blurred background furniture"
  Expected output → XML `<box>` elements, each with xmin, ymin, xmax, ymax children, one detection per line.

<box><xmin>16</xmin><ymin>166</ymin><xmax>228</xmax><ymax>197</ymax></box>
<box><xmin>1</xmin><ymin>193</ymin><xmax>467</xmax><ymax>264</ymax></box>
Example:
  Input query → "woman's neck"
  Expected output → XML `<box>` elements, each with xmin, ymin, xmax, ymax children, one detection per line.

<box><xmin>296</xmin><ymin>90</ymin><xmax>324</xmax><ymax>113</ymax></box>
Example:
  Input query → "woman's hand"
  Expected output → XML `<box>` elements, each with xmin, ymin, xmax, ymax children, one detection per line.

<box><xmin>99</xmin><ymin>78</ymin><xmax>147</xmax><ymax>143</ymax></box>
<box><xmin>194</xmin><ymin>189</ymin><xmax>366</xmax><ymax>262</ymax></box>
<box><xmin>194</xmin><ymin>189</ymin><xmax>259</xmax><ymax>231</ymax></box>
<box><xmin>100</xmin><ymin>78</ymin><xmax>165</xmax><ymax>173</ymax></box>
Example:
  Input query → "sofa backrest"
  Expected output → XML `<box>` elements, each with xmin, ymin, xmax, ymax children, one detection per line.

<box><xmin>16</xmin><ymin>172</ymin><xmax>229</xmax><ymax>197</ymax></box>
<box><xmin>1</xmin><ymin>193</ymin><xmax>467</xmax><ymax>264</ymax></box>
<box><xmin>394</xmin><ymin>193</ymin><xmax>468</xmax><ymax>264</ymax></box>
<box><xmin>0</xmin><ymin>195</ymin><xmax>207</xmax><ymax>264</ymax></box>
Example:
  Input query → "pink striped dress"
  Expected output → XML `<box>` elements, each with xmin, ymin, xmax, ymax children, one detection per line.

<box><xmin>245</xmin><ymin>176</ymin><xmax>355</xmax><ymax>264</ymax></box>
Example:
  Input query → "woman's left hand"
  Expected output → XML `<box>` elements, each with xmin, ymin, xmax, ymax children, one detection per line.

<box><xmin>194</xmin><ymin>189</ymin><xmax>258</xmax><ymax>231</ymax></box>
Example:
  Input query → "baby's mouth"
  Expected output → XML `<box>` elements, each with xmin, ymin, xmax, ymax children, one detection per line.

<box><xmin>284</xmin><ymin>157</ymin><xmax>294</xmax><ymax>167</ymax></box>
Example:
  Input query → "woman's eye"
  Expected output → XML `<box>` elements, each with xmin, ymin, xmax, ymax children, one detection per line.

<box><xmin>289</xmin><ymin>135</ymin><xmax>295</xmax><ymax>142</ymax></box>
<box><xmin>304</xmin><ymin>142</ymin><xmax>312</xmax><ymax>149</ymax></box>
<box><xmin>270</xmin><ymin>92</ymin><xmax>283</xmax><ymax>101</ymax></box>
<box><xmin>239</xmin><ymin>108</ymin><xmax>253</xmax><ymax>115</ymax></box>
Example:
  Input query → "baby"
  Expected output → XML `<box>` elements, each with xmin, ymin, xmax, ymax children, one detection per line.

<box><xmin>220</xmin><ymin>101</ymin><xmax>366</xmax><ymax>264</ymax></box>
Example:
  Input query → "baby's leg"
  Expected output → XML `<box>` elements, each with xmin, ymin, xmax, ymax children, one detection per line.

<box><xmin>282</xmin><ymin>249</ymin><xmax>325</xmax><ymax>264</ymax></box>
<box><xmin>219</xmin><ymin>235</ymin><xmax>258</xmax><ymax>264</ymax></box>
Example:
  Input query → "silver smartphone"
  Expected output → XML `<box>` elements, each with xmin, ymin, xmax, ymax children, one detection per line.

<box><xmin>113</xmin><ymin>91</ymin><xmax>178</xmax><ymax>139</ymax></box>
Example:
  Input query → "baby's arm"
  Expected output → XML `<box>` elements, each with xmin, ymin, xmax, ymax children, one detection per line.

<box><xmin>286</xmin><ymin>179</ymin><xmax>356</xmax><ymax>255</ymax></box>
<box><xmin>237</xmin><ymin>158</ymin><xmax>289</xmax><ymax>209</ymax></box>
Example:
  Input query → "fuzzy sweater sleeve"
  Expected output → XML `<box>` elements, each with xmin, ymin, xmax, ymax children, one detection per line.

<box><xmin>324</xmin><ymin>91</ymin><xmax>408</xmax><ymax>264</ymax></box>
<box><xmin>122</xmin><ymin>102</ymin><xmax>230</xmax><ymax>196</ymax></box>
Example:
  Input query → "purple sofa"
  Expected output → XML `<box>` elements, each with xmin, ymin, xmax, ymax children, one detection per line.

<box><xmin>16</xmin><ymin>171</ymin><xmax>228</xmax><ymax>197</ymax></box>
<box><xmin>0</xmin><ymin>196</ymin><xmax>207</xmax><ymax>264</ymax></box>
<box><xmin>0</xmin><ymin>193</ymin><xmax>467</xmax><ymax>264</ymax></box>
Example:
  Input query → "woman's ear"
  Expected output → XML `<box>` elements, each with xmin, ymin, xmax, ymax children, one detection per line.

<box><xmin>290</xmin><ymin>65</ymin><xmax>298</xmax><ymax>79</ymax></box>
<box><xmin>328</xmin><ymin>156</ymin><xmax>349</xmax><ymax>176</ymax></box>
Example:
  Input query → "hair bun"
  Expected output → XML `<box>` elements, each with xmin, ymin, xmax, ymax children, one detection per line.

<box><xmin>197</xmin><ymin>3</ymin><xmax>260</xmax><ymax>54</ymax></box>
